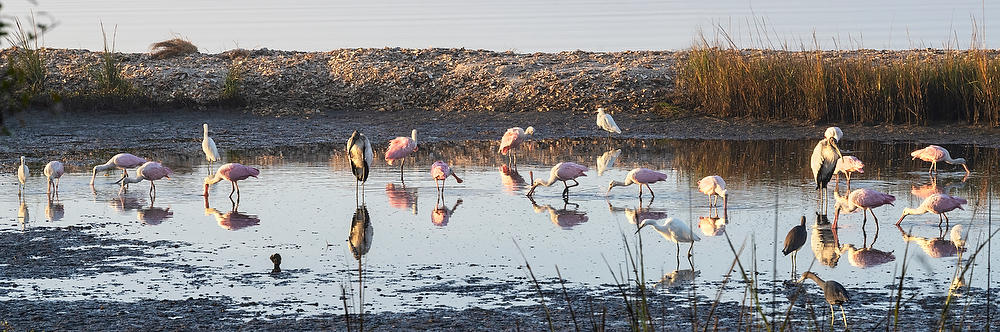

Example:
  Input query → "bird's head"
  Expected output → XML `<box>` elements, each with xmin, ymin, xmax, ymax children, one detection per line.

<box><xmin>606</xmin><ymin>180</ymin><xmax>622</xmax><ymax>194</ymax></box>
<box><xmin>411</xmin><ymin>129</ymin><xmax>418</xmax><ymax>141</ymax></box>
<box><xmin>798</xmin><ymin>271</ymin><xmax>816</xmax><ymax>283</ymax></box>
<box><xmin>635</xmin><ymin>219</ymin><xmax>658</xmax><ymax>233</ymax></box>
<box><xmin>203</xmin><ymin>123</ymin><xmax>209</xmax><ymax>131</ymax></box>
<box><xmin>525</xmin><ymin>126</ymin><xmax>535</xmax><ymax>136</ymax></box>
<box><xmin>596</xmin><ymin>107</ymin><xmax>606</xmax><ymax>114</ymax></box>
<box><xmin>825</xmin><ymin>127</ymin><xmax>842</xmax><ymax>142</ymax></box>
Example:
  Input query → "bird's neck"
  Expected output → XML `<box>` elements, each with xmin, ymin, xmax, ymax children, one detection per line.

<box><xmin>611</xmin><ymin>180</ymin><xmax>629</xmax><ymax>188</ymax></box>
<box><xmin>122</xmin><ymin>176</ymin><xmax>145</xmax><ymax>184</ymax></box>
<box><xmin>537</xmin><ymin>175</ymin><xmax>559</xmax><ymax>187</ymax></box>
<box><xmin>205</xmin><ymin>173</ymin><xmax>225</xmax><ymax>186</ymax></box>
<box><xmin>805</xmin><ymin>274</ymin><xmax>826</xmax><ymax>287</ymax></box>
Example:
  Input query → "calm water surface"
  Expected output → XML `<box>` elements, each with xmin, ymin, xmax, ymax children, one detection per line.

<box><xmin>6</xmin><ymin>0</ymin><xmax>998</xmax><ymax>52</ymax></box>
<box><xmin>1</xmin><ymin>138</ymin><xmax>996</xmax><ymax>316</ymax></box>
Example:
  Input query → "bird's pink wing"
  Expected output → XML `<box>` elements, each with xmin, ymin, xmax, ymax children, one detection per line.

<box><xmin>557</xmin><ymin>162</ymin><xmax>588</xmax><ymax>179</ymax></box>
<box><xmin>430</xmin><ymin>161</ymin><xmax>448</xmax><ymax>180</ymax></box>
<box><xmin>143</xmin><ymin>163</ymin><xmax>173</xmax><ymax>180</ymax></box>
<box><xmin>224</xmin><ymin>163</ymin><xmax>260</xmax><ymax>181</ymax></box>
<box><xmin>852</xmin><ymin>189</ymin><xmax>895</xmax><ymax>208</ymax></box>
<box><xmin>634</xmin><ymin>168</ymin><xmax>667</xmax><ymax>183</ymax></box>
<box><xmin>385</xmin><ymin>137</ymin><xmax>415</xmax><ymax>163</ymax></box>
<box><xmin>498</xmin><ymin>129</ymin><xmax>521</xmax><ymax>155</ymax></box>
<box><xmin>697</xmin><ymin>176</ymin><xmax>715</xmax><ymax>195</ymax></box>
<box><xmin>913</xmin><ymin>146</ymin><xmax>945</xmax><ymax>162</ymax></box>
<box><xmin>117</xmin><ymin>154</ymin><xmax>147</xmax><ymax>168</ymax></box>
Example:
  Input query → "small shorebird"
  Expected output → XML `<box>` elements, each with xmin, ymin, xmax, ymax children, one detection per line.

<box><xmin>385</xmin><ymin>129</ymin><xmax>418</xmax><ymax>181</ymax></box>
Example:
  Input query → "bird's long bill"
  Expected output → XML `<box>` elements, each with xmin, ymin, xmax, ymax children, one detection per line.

<box><xmin>114</xmin><ymin>177</ymin><xmax>125</xmax><ymax>184</ymax></box>
<box><xmin>634</xmin><ymin>224</ymin><xmax>646</xmax><ymax>234</ymax></box>
<box><xmin>895</xmin><ymin>214</ymin><xmax>906</xmax><ymax>225</ymax></box>
<box><xmin>452</xmin><ymin>173</ymin><xmax>464</xmax><ymax>184</ymax></box>
<box><xmin>526</xmin><ymin>183</ymin><xmax>539</xmax><ymax>197</ymax></box>
<box><xmin>962</xmin><ymin>164</ymin><xmax>971</xmax><ymax>175</ymax></box>
<box><xmin>830</xmin><ymin>138</ymin><xmax>843</xmax><ymax>157</ymax></box>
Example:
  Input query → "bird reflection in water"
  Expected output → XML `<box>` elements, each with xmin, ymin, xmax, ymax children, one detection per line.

<box><xmin>498</xmin><ymin>165</ymin><xmax>527</xmax><ymax>194</ymax></box>
<box><xmin>839</xmin><ymin>244</ymin><xmax>895</xmax><ymax>269</ymax></box>
<box><xmin>385</xmin><ymin>183</ymin><xmax>418</xmax><ymax>215</ymax></box>
<box><xmin>138</xmin><ymin>198</ymin><xmax>173</xmax><ymax>225</ymax></box>
<box><xmin>432</xmin><ymin>197</ymin><xmax>463</xmax><ymax>227</ymax></box>
<box><xmin>109</xmin><ymin>192</ymin><xmax>146</xmax><ymax>213</ymax></box>
<box><xmin>204</xmin><ymin>197</ymin><xmax>261</xmax><ymax>230</ymax></box>
<box><xmin>17</xmin><ymin>198</ymin><xmax>29</xmax><ymax>230</ymax></box>
<box><xmin>896</xmin><ymin>224</ymin><xmax>967</xmax><ymax>259</ymax></box>
<box><xmin>911</xmin><ymin>177</ymin><xmax>966</xmax><ymax>199</ymax></box>
<box><xmin>350</xmin><ymin>205</ymin><xmax>373</xmax><ymax>260</ymax></box>
<box><xmin>811</xmin><ymin>213</ymin><xmax>842</xmax><ymax>267</ymax></box>
<box><xmin>654</xmin><ymin>269</ymin><xmax>700</xmax><ymax>291</ymax></box>
<box><xmin>596</xmin><ymin>149</ymin><xmax>621</xmax><ymax>176</ymax></box>
<box><xmin>607</xmin><ymin>198</ymin><xmax>668</xmax><ymax>225</ymax></box>
<box><xmin>530</xmin><ymin>197</ymin><xmax>589</xmax><ymax>229</ymax></box>
<box><xmin>45</xmin><ymin>193</ymin><xmax>64</xmax><ymax>222</ymax></box>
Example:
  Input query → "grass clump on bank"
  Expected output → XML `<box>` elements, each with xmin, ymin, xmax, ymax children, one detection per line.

<box><xmin>149</xmin><ymin>37</ymin><xmax>197</xmax><ymax>59</ymax></box>
<box><xmin>90</xmin><ymin>24</ymin><xmax>135</xmax><ymax>97</ymax></box>
<box><xmin>219</xmin><ymin>58</ymin><xmax>247</xmax><ymax>106</ymax></box>
<box><xmin>676</xmin><ymin>39</ymin><xmax>1000</xmax><ymax>126</ymax></box>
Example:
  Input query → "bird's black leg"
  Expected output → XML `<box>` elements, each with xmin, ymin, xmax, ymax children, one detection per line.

<box><xmin>229</xmin><ymin>181</ymin><xmax>236</xmax><ymax>198</ymax></box>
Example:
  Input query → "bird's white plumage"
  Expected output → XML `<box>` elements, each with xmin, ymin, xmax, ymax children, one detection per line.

<box><xmin>825</xmin><ymin>127</ymin><xmax>843</xmax><ymax>142</ymax></box>
<box><xmin>639</xmin><ymin>218</ymin><xmax>701</xmax><ymax>243</ymax></box>
<box><xmin>17</xmin><ymin>156</ymin><xmax>28</xmax><ymax>185</ymax></box>
<box><xmin>596</xmin><ymin>108</ymin><xmax>622</xmax><ymax>134</ymax></box>
<box><xmin>202</xmin><ymin>124</ymin><xmax>220</xmax><ymax>163</ymax></box>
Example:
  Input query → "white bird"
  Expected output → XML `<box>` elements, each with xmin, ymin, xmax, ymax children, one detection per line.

<box><xmin>17</xmin><ymin>156</ymin><xmax>28</xmax><ymax>195</ymax></box>
<box><xmin>825</xmin><ymin>127</ymin><xmax>843</xmax><ymax>142</ymax></box>
<box><xmin>636</xmin><ymin>218</ymin><xmax>701</xmax><ymax>258</ymax></box>
<box><xmin>811</xmin><ymin>132</ymin><xmax>843</xmax><ymax>209</ymax></box>
<box><xmin>596</xmin><ymin>108</ymin><xmax>621</xmax><ymax>137</ymax></box>
<box><xmin>202</xmin><ymin>123</ymin><xmax>220</xmax><ymax>172</ymax></box>
<box><xmin>596</xmin><ymin>149</ymin><xmax>621</xmax><ymax>176</ymax></box>
<box><xmin>43</xmin><ymin>161</ymin><xmax>64</xmax><ymax>194</ymax></box>
<box><xmin>697</xmin><ymin>175</ymin><xmax>728</xmax><ymax>211</ymax></box>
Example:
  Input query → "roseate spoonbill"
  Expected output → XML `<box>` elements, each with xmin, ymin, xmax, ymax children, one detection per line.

<box><xmin>347</xmin><ymin>130</ymin><xmax>374</xmax><ymax>190</ymax></box>
<box><xmin>118</xmin><ymin>161</ymin><xmax>174</xmax><ymax>196</ymax></box>
<box><xmin>17</xmin><ymin>156</ymin><xmax>28</xmax><ymax>195</ymax></box>
<box><xmin>202</xmin><ymin>123</ymin><xmax>220</xmax><ymax>173</ymax></box>
<box><xmin>350</xmin><ymin>205</ymin><xmax>373</xmax><ymax>258</ymax></box>
<box><xmin>43</xmin><ymin>161</ymin><xmax>64</xmax><ymax>194</ymax></box>
<box><xmin>910</xmin><ymin>145</ymin><xmax>969</xmax><ymax>175</ymax></box>
<box><xmin>636</xmin><ymin>218</ymin><xmax>701</xmax><ymax>258</ymax></box>
<box><xmin>832</xmin><ymin>188</ymin><xmax>895</xmax><ymax>228</ymax></box>
<box><xmin>697</xmin><ymin>175</ymin><xmax>728</xmax><ymax>210</ymax></box>
<box><xmin>430</xmin><ymin>161</ymin><xmax>463</xmax><ymax>195</ymax></box>
<box><xmin>526</xmin><ymin>162</ymin><xmax>588</xmax><ymax>198</ymax></box>
<box><xmin>596</xmin><ymin>108</ymin><xmax>621</xmax><ymax>138</ymax></box>
<box><xmin>204</xmin><ymin>163</ymin><xmax>260</xmax><ymax>198</ymax></box>
<box><xmin>90</xmin><ymin>153</ymin><xmax>147</xmax><ymax>185</ymax></box>
<box><xmin>432</xmin><ymin>197</ymin><xmax>462</xmax><ymax>226</ymax></box>
<box><xmin>799</xmin><ymin>271</ymin><xmax>849</xmax><ymax>327</ymax></box>
<box><xmin>896</xmin><ymin>193</ymin><xmax>966</xmax><ymax>225</ymax></box>
<box><xmin>385</xmin><ymin>129</ymin><xmax>418</xmax><ymax>180</ymax></box>
<box><xmin>596</xmin><ymin>149</ymin><xmax>621</xmax><ymax>176</ymax></box>
<box><xmin>498</xmin><ymin>126</ymin><xmax>534</xmax><ymax>166</ymax></box>
<box><xmin>833</xmin><ymin>156</ymin><xmax>864</xmax><ymax>190</ymax></box>
<box><xmin>811</xmin><ymin>135</ymin><xmax>842</xmax><ymax>209</ymax></box>
<box><xmin>783</xmin><ymin>216</ymin><xmax>807</xmax><ymax>274</ymax></box>
<box><xmin>607</xmin><ymin>168</ymin><xmax>668</xmax><ymax>198</ymax></box>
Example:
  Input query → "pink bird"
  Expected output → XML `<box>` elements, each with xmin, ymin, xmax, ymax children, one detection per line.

<box><xmin>90</xmin><ymin>153</ymin><xmax>147</xmax><ymax>185</ymax></box>
<box><xmin>385</xmin><ymin>129</ymin><xmax>418</xmax><ymax>180</ymax></box>
<box><xmin>896</xmin><ymin>193</ymin><xmax>967</xmax><ymax>225</ymax></box>
<box><xmin>431</xmin><ymin>161</ymin><xmax>463</xmax><ymax>194</ymax></box>
<box><xmin>118</xmin><ymin>161</ymin><xmax>174</xmax><ymax>196</ymax></box>
<box><xmin>697</xmin><ymin>175</ymin><xmax>728</xmax><ymax>210</ymax></box>
<box><xmin>606</xmin><ymin>168</ymin><xmax>668</xmax><ymax>198</ymax></box>
<box><xmin>385</xmin><ymin>183</ymin><xmax>418</xmax><ymax>214</ymax></box>
<box><xmin>911</xmin><ymin>145</ymin><xmax>970</xmax><ymax>175</ymax></box>
<box><xmin>833</xmin><ymin>156</ymin><xmax>864</xmax><ymax>189</ymax></box>
<box><xmin>526</xmin><ymin>162</ymin><xmax>588</xmax><ymax>198</ymax></box>
<box><xmin>204</xmin><ymin>163</ymin><xmax>260</xmax><ymax>198</ymax></box>
<box><xmin>833</xmin><ymin>188</ymin><xmax>896</xmax><ymax>228</ymax></box>
<box><xmin>498</xmin><ymin>126</ymin><xmax>535</xmax><ymax>166</ymax></box>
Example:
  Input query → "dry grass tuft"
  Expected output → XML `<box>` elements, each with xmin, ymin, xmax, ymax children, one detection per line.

<box><xmin>220</xmin><ymin>48</ymin><xmax>250</xmax><ymax>60</ymax></box>
<box><xmin>149</xmin><ymin>38</ymin><xmax>198</xmax><ymax>59</ymax></box>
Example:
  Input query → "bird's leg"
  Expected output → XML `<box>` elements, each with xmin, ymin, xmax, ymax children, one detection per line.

<box><xmin>229</xmin><ymin>181</ymin><xmax>236</xmax><ymax>198</ymax></box>
<box><xmin>944</xmin><ymin>213</ymin><xmax>950</xmax><ymax>226</ymax></box>
<box><xmin>562</xmin><ymin>181</ymin><xmax>570</xmax><ymax>198</ymax></box>
<box><xmin>840</xmin><ymin>305</ymin><xmax>848</xmax><ymax>328</ymax></box>
<box><xmin>939</xmin><ymin>213</ymin><xmax>944</xmax><ymax>226</ymax></box>
<box><xmin>830</xmin><ymin>304</ymin><xmax>835</xmax><ymax>328</ymax></box>
<box><xmin>638</xmin><ymin>185</ymin><xmax>643</xmax><ymax>198</ymax></box>
<box><xmin>399</xmin><ymin>159</ymin><xmax>405</xmax><ymax>182</ymax></box>
<box><xmin>647</xmin><ymin>184</ymin><xmax>655</xmax><ymax>198</ymax></box>
<box><xmin>675</xmin><ymin>242</ymin><xmax>681</xmax><ymax>268</ymax></box>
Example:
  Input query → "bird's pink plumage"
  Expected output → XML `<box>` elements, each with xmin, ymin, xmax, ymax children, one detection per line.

<box><xmin>431</xmin><ymin>160</ymin><xmax>450</xmax><ymax>180</ymax></box>
<box><xmin>849</xmin><ymin>188</ymin><xmax>895</xmax><ymax>208</ymax></box>
<box><xmin>498</xmin><ymin>129</ymin><xmax>523</xmax><ymax>155</ymax></box>
<box><xmin>114</xmin><ymin>153</ymin><xmax>147</xmax><ymax>168</ymax></box>
<box><xmin>385</xmin><ymin>137</ymin><xmax>416</xmax><ymax>164</ymax></box>
<box><xmin>925</xmin><ymin>194</ymin><xmax>966</xmax><ymax>213</ymax></box>
<box><xmin>836</xmin><ymin>156</ymin><xmax>865</xmax><ymax>174</ymax></box>
<box><xmin>632</xmin><ymin>168</ymin><xmax>667</xmax><ymax>184</ymax></box>
<box><xmin>911</xmin><ymin>145</ymin><xmax>946</xmax><ymax>162</ymax></box>
<box><xmin>556</xmin><ymin>162</ymin><xmax>588</xmax><ymax>179</ymax></box>
<box><xmin>220</xmin><ymin>163</ymin><xmax>260</xmax><ymax>181</ymax></box>
<box><xmin>139</xmin><ymin>162</ymin><xmax>173</xmax><ymax>180</ymax></box>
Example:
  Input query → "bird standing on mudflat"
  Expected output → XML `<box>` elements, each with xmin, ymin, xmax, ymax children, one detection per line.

<box><xmin>526</xmin><ymin>162</ymin><xmax>588</xmax><ymax>198</ymax></box>
<box><xmin>910</xmin><ymin>145</ymin><xmax>969</xmax><ymax>175</ymax></box>
<box><xmin>90</xmin><ymin>153</ymin><xmax>147</xmax><ymax>186</ymax></box>
<box><xmin>202</xmin><ymin>124</ymin><xmax>220</xmax><ymax>174</ymax></box>
<box><xmin>783</xmin><ymin>216</ymin><xmax>808</xmax><ymax>275</ymax></box>
<box><xmin>204</xmin><ymin>163</ymin><xmax>260</xmax><ymax>199</ymax></box>
<box><xmin>347</xmin><ymin>130</ymin><xmax>374</xmax><ymax>192</ymax></box>
<box><xmin>385</xmin><ymin>129</ymin><xmax>418</xmax><ymax>181</ymax></box>
<box><xmin>896</xmin><ymin>193</ymin><xmax>967</xmax><ymax>226</ymax></box>
<box><xmin>118</xmin><ymin>161</ymin><xmax>173</xmax><ymax>197</ymax></box>
<box><xmin>811</xmin><ymin>130</ymin><xmax>843</xmax><ymax>210</ymax></box>
<box><xmin>17</xmin><ymin>156</ymin><xmax>28</xmax><ymax>195</ymax></box>
<box><xmin>799</xmin><ymin>271</ymin><xmax>850</xmax><ymax>328</ymax></box>
<box><xmin>606</xmin><ymin>168</ymin><xmax>668</xmax><ymax>198</ymax></box>
<box><xmin>43</xmin><ymin>161</ymin><xmax>64</xmax><ymax>195</ymax></box>
<box><xmin>498</xmin><ymin>126</ymin><xmax>534</xmax><ymax>167</ymax></box>
<box><xmin>595</xmin><ymin>108</ymin><xmax>621</xmax><ymax>141</ymax></box>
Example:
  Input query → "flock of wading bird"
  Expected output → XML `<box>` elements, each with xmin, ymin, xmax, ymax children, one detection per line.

<box><xmin>11</xmin><ymin>108</ymin><xmax>975</xmax><ymax>327</ymax></box>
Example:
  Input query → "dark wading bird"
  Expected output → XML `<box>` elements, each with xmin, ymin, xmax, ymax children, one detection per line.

<box><xmin>782</xmin><ymin>216</ymin><xmax>807</xmax><ymax>276</ymax></box>
<box><xmin>799</xmin><ymin>271</ymin><xmax>849</xmax><ymax>328</ymax></box>
<box><xmin>269</xmin><ymin>253</ymin><xmax>282</xmax><ymax>274</ymax></box>
<box><xmin>811</xmin><ymin>127</ymin><xmax>843</xmax><ymax>212</ymax></box>
<box><xmin>347</xmin><ymin>130</ymin><xmax>374</xmax><ymax>197</ymax></box>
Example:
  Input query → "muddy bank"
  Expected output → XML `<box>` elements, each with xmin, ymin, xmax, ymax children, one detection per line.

<box><xmin>3</xmin><ymin>109</ymin><xmax>1000</xmax><ymax>171</ymax></box>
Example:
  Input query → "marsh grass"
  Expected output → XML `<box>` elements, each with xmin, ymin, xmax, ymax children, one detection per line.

<box><xmin>219</xmin><ymin>59</ymin><xmax>247</xmax><ymax>106</ymax></box>
<box><xmin>149</xmin><ymin>37</ymin><xmax>197</xmax><ymax>59</ymax></box>
<box><xmin>5</xmin><ymin>18</ymin><xmax>46</xmax><ymax>99</ymax></box>
<box><xmin>90</xmin><ymin>24</ymin><xmax>135</xmax><ymax>98</ymax></box>
<box><xmin>676</xmin><ymin>31</ymin><xmax>1000</xmax><ymax>126</ymax></box>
